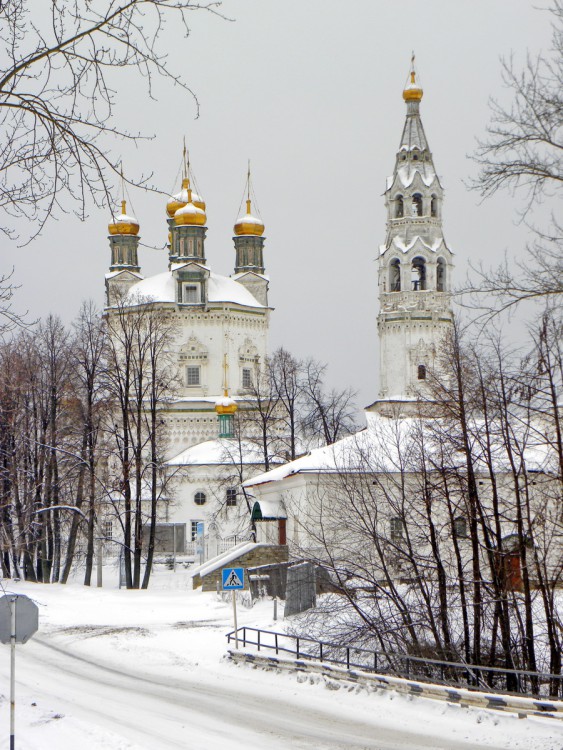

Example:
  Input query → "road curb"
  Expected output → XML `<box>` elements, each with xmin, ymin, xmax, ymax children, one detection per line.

<box><xmin>227</xmin><ymin>649</ymin><xmax>563</xmax><ymax>720</ymax></box>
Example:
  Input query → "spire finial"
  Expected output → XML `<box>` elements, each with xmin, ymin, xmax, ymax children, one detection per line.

<box><xmin>120</xmin><ymin>162</ymin><xmax>127</xmax><ymax>214</ymax></box>
<box><xmin>403</xmin><ymin>53</ymin><xmax>423</xmax><ymax>102</ymax></box>
<box><xmin>247</xmin><ymin>160</ymin><xmax>252</xmax><ymax>207</ymax></box>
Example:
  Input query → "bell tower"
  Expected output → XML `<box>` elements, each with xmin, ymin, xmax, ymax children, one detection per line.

<box><xmin>373</xmin><ymin>59</ymin><xmax>454</xmax><ymax>416</ymax></box>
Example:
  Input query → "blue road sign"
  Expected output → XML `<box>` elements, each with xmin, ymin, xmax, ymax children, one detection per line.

<box><xmin>222</xmin><ymin>567</ymin><xmax>244</xmax><ymax>590</ymax></box>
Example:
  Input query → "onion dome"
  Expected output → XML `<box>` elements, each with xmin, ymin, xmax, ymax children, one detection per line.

<box><xmin>234</xmin><ymin>199</ymin><xmax>265</xmax><ymax>237</ymax></box>
<box><xmin>215</xmin><ymin>396</ymin><xmax>238</xmax><ymax>416</ymax></box>
<box><xmin>108</xmin><ymin>200</ymin><xmax>139</xmax><ymax>236</ymax></box>
<box><xmin>166</xmin><ymin>178</ymin><xmax>206</xmax><ymax>217</ymax></box>
<box><xmin>403</xmin><ymin>68</ymin><xmax>423</xmax><ymax>102</ymax></box>
<box><xmin>174</xmin><ymin>188</ymin><xmax>207</xmax><ymax>226</ymax></box>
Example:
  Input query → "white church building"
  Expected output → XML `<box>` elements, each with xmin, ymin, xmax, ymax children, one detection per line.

<box><xmin>104</xmin><ymin>162</ymin><xmax>275</xmax><ymax>555</ymax></box>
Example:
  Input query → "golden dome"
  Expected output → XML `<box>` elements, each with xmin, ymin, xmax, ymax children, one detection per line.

<box><xmin>403</xmin><ymin>68</ymin><xmax>423</xmax><ymax>102</ymax></box>
<box><xmin>174</xmin><ymin>188</ymin><xmax>207</xmax><ymax>226</ymax></box>
<box><xmin>108</xmin><ymin>200</ymin><xmax>140</xmax><ymax>236</ymax></box>
<box><xmin>234</xmin><ymin>199</ymin><xmax>265</xmax><ymax>237</ymax></box>
<box><xmin>166</xmin><ymin>178</ymin><xmax>206</xmax><ymax>217</ymax></box>
<box><xmin>215</xmin><ymin>396</ymin><xmax>238</xmax><ymax>416</ymax></box>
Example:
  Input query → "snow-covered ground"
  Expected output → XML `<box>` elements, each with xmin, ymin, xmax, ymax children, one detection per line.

<box><xmin>0</xmin><ymin>568</ymin><xmax>560</xmax><ymax>750</ymax></box>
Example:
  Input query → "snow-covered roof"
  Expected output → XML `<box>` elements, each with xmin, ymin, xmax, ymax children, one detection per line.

<box><xmin>252</xmin><ymin>498</ymin><xmax>287</xmax><ymax>520</ymax></box>
<box><xmin>105</xmin><ymin>270</ymin><xmax>143</xmax><ymax>280</ymax></box>
<box><xmin>166</xmin><ymin>438</ymin><xmax>280</xmax><ymax>467</ymax></box>
<box><xmin>380</xmin><ymin>236</ymin><xmax>449</xmax><ymax>256</ymax></box>
<box><xmin>244</xmin><ymin>409</ymin><xmax>557</xmax><ymax>489</ymax></box>
<box><xmin>190</xmin><ymin>541</ymin><xmax>261</xmax><ymax>578</ymax></box>
<box><xmin>123</xmin><ymin>270</ymin><xmax>265</xmax><ymax>309</ymax></box>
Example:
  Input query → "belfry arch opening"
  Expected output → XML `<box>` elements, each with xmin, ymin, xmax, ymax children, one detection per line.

<box><xmin>389</xmin><ymin>258</ymin><xmax>401</xmax><ymax>292</ymax></box>
<box><xmin>411</xmin><ymin>256</ymin><xmax>426</xmax><ymax>291</ymax></box>
<box><xmin>412</xmin><ymin>193</ymin><xmax>423</xmax><ymax>216</ymax></box>
<box><xmin>395</xmin><ymin>195</ymin><xmax>404</xmax><ymax>218</ymax></box>
<box><xmin>430</xmin><ymin>194</ymin><xmax>438</xmax><ymax>217</ymax></box>
<box><xmin>437</xmin><ymin>257</ymin><xmax>446</xmax><ymax>292</ymax></box>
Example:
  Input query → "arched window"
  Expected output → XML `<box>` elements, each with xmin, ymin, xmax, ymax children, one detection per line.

<box><xmin>412</xmin><ymin>193</ymin><xmax>423</xmax><ymax>216</ymax></box>
<box><xmin>430</xmin><ymin>194</ymin><xmax>438</xmax><ymax>217</ymax></box>
<box><xmin>417</xmin><ymin>364</ymin><xmax>427</xmax><ymax>380</ymax></box>
<box><xmin>411</xmin><ymin>256</ymin><xmax>426</xmax><ymax>291</ymax></box>
<box><xmin>437</xmin><ymin>257</ymin><xmax>446</xmax><ymax>292</ymax></box>
<box><xmin>389</xmin><ymin>258</ymin><xmax>401</xmax><ymax>292</ymax></box>
<box><xmin>395</xmin><ymin>195</ymin><xmax>404</xmax><ymax>218</ymax></box>
<box><xmin>194</xmin><ymin>491</ymin><xmax>207</xmax><ymax>506</ymax></box>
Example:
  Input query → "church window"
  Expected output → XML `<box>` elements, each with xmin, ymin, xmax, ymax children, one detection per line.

<box><xmin>226</xmin><ymin>488</ymin><xmax>237</xmax><ymax>507</ymax></box>
<box><xmin>412</xmin><ymin>153</ymin><xmax>419</xmax><ymax>161</ymax></box>
<box><xmin>183</xmin><ymin>283</ymin><xmax>200</xmax><ymax>304</ymax></box>
<box><xmin>437</xmin><ymin>258</ymin><xmax>446</xmax><ymax>292</ymax></box>
<box><xmin>430</xmin><ymin>194</ymin><xmax>438</xmax><ymax>217</ymax></box>
<box><xmin>395</xmin><ymin>195</ymin><xmax>404</xmax><ymax>218</ymax></box>
<box><xmin>186</xmin><ymin>365</ymin><xmax>201</xmax><ymax>386</ymax></box>
<box><xmin>242</xmin><ymin>367</ymin><xmax>253</xmax><ymax>389</ymax></box>
<box><xmin>389</xmin><ymin>258</ymin><xmax>401</xmax><ymax>292</ymax></box>
<box><xmin>417</xmin><ymin>364</ymin><xmax>427</xmax><ymax>380</ymax></box>
<box><xmin>194</xmin><ymin>492</ymin><xmax>207</xmax><ymax>506</ymax></box>
<box><xmin>412</xmin><ymin>193</ymin><xmax>423</xmax><ymax>216</ymax></box>
<box><xmin>188</xmin><ymin>239</ymin><xmax>194</xmax><ymax>255</ymax></box>
<box><xmin>102</xmin><ymin>520</ymin><xmax>113</xmax><ymax>540</ymax></box>
<box><xmin>190</xmin><ymin>520</ymin><xmax>203</xmax><ymax>540</ymax></box>
<box><xmin>411</xmin><ymin>257</ymin><xmax>426</xmax><ymax>290</ymax></box>
<box><xmin>197</xmin><ymin>238</ymin><xmax>202</xmax><ymax>256</ymax></box>
<box><xmin>454</xmin><ymin>517</ymin><xmax>468</xmax><ymax>539</ymax></box>
<box><xmin>390</xmin><ymin>517</ymin><xmax>404</xmax><ymax>541</ymax></box>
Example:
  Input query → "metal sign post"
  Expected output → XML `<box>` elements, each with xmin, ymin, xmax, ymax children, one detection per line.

<box><xmin>222</xmin><ymin>567</ymin><xmax>244</xmax><ymax>649</ymax></box>
<box><xmin>0</xmin><ymin>594</ymin><xmax>39</xmax><ymax>750</ymax></box>
<box><xmin>10</xmin><ymin>598</ymin><xmax>15</xmax><ymax>750</ymax></box>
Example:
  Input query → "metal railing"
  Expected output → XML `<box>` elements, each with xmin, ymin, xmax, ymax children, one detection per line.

<box><xmin>226</xmin><ymin>626</ymin><xmax>563</xmax><ymax>698</ymax></box>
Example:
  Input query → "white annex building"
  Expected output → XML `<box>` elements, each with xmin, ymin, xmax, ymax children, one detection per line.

<box><xmin>104</xmin><ymin>161</ymin><xmax>274</xmax><ymax>553</ymax></box>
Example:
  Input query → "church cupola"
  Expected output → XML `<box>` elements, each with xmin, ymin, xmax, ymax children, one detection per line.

<box><xmin>233</xmin><ymin>165</ymin><xmax>266</xmax><ymax>275</ymax></box>
<box><xmin>108</xmin><ymin>199</ymin><xmax>141</xmax><ymax>273</ymax></box>
<box><xmin>373</xmin><ymin>58</ymin><xmax>454</xmax><ymax>415</ymax></box>
<box><xmin>167</xmin><ymin>148</ymin><xmax>207</xmax><ymax>267</ymax></box>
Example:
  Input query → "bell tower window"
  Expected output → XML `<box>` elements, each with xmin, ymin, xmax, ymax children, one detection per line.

<box><xmin>395</xmin><ymin>195</ymin><xmax>404</xmax><ymax>218</ymax></box>
<box><xmin>430</xmin><ymin>194</ymin><xmax>438</xmax><ymax>217</ymax></box>
<box><xmin>437</xmin><ymin>258</ymin><xmax>446</xmax><ymax>292</ymax></box>
<box><xmin>411</xmin><ymin>257</ymin><xmax>426</xmax><ymax>291</ymax></box>
<box><xmin>412</xmin><ymin>193</ymin><xmax>423</xmax><ymax>216</ymax></box>
<box><xmin>417</xmin><ymin>364</ymin><xmax>427</xmax><ymax>380</ymax></box>
<box><xmin>389</xmin><ymin>258</ymin><xmax>401</xmax><ymax>292</ymax></box>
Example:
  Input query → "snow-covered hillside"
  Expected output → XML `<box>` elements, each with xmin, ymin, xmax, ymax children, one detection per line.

<box><xmin>0</xmin><ymin>569</ymin><xmax>559</xmax><ymax>749</ymax></box>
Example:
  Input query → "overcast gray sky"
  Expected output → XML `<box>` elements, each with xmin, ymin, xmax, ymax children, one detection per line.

<box><xmin>7</xmin><ymin>1</ymin><xmax>554</xmax><ymax>410</ymax></box>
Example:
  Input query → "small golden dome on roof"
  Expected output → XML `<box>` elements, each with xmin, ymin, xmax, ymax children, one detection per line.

<box><xmin>403</xmin><ymin>55</ymin><xmax>423</xmax><ymax>102</ymax></box>
<box><xmin>215</xmin><ymin>396</ymin><xmax>238</xmax><ymax>416</ymax></box>
<box><xmin>174</xmin><ymin>188</ymin><xmax>207</xmax><ymax>226</ymax></box>
<box><xmin>108</xmin><ymin>200</ymin><xmax>140</xmax><ymax>236</ymax></box>
<box><xmin>234</xmin><ymin>199</ymin><xmax>265</xmax><ymax>237</ymax></box>
<box><xmin>166</xmin><ymin>177</ymin><xmax>206</xmax><ymax>217</ymax></box>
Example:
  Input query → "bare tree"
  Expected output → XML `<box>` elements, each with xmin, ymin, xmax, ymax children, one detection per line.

<box><xmin>0</xmin><ymin>0</ymin><xmax>224</xmax><ymax>242</ymax></box>
<box><xmin>467</xmin><ymin>1</ymin><xmax>562</xmax><ymax>311</ymax></box>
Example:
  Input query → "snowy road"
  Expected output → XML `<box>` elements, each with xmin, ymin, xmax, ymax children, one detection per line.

<box><xmin>0</xmin><ymin>580</ymin><xmax>558</xmax><ymax>750</ymax></box>
<box><xmin>5</xmin><ymin>635</ymin><xmax>526</xmax><ymax>750</ymax></box>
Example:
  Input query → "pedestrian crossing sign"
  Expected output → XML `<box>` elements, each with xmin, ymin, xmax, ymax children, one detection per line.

<box><xmin>222</xmin><ymin>567</ymin><xmax>244</xmax><ymax>590</ymax></box>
